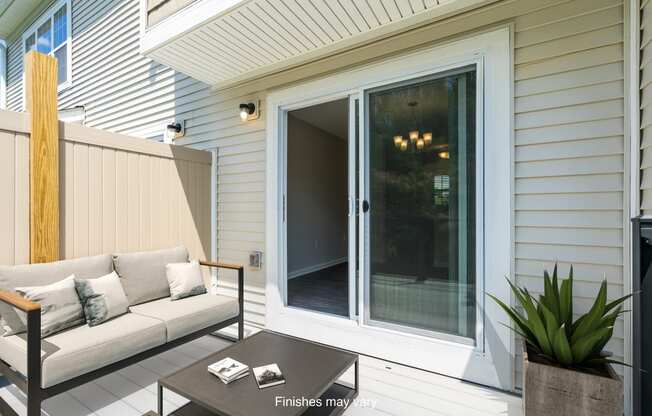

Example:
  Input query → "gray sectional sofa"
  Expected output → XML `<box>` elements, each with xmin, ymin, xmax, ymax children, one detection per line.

<box><xmin>0</xmin><ymin>247</ymin><xmax>244</xmax><ymax>416</ymax></box>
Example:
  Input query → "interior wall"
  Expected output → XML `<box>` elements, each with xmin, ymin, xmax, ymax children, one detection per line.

<box><xmin>286</xmin><ymin>114</ymin><xmax>348</xmax><ymax>277</ymax></box>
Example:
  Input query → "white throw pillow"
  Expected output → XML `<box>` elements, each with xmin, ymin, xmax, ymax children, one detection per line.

<box><xmin>11</xmin><ymin>275</ymin><xmax>86</xmax><ymax>338</ymax></box>
<box><xmin>166</xmin><ymin>260</ymin><xmax>207</xmax><ymax>301</ymax></box>
<box><xmin>75</xmin><ymin>271</ymin><xmax>129</xmax><ymax>327</ymax></box>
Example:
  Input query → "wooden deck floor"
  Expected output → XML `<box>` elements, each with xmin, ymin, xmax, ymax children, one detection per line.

<box><xmin>0</xmin><ymin>335</ymin><xmax>522</xmax><ymax>416</ymax></box>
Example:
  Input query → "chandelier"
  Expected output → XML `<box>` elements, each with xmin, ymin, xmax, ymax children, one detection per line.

<box><xmin>393</xmin><ymin>130</ymin><xmax>432</xmax><ymax>152</ymax></box>
<box><xmin>392</xmin><ymin>101</ymin><xmax>450</xmax><ymax>159</ymax></box>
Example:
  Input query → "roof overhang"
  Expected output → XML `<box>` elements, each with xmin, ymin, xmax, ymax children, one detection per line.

<box><xmin>0</xmin><ymin>0</ymin><xmax>45</xmax><ymax>39</ymax></box>
<box><xmin>141</xmin><ymin>0</ymin><xmax>496</xmax><ymax>89</ymax></box>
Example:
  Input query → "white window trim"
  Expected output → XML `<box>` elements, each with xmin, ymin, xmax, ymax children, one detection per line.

<box><xmin>21</xmin><ymin>0</ymin><xmax>73</xmax><ymax>100</ymax></box>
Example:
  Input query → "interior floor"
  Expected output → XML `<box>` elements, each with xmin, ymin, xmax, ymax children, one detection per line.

<box><xmin>287</xmin><ymin>262</ymin><xmax>349</xmax><ymax>317</ymax></box>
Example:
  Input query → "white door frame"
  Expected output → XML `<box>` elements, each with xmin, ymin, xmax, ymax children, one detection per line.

<box><xmin>348</xmin><ymin>94</ymin><xmax>359</xmax><ymax>320</ymax></box>
<box><xmin>265</xmin><ymin>27</ymin><xmax>513</xmax><ymax>390</ymax></box>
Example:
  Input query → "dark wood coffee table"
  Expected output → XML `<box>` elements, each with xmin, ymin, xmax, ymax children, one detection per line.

<box><xmin>158</xmin><ymin>331</ymin><xmax>359</xmax><ymax>416</ymax></box>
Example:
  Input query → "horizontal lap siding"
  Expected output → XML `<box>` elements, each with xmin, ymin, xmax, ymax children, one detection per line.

<box><xmin>3</xmin><ymin>0</ymin><xmax>265</xmax><ymax>328</ymax></box>
<box><xmin>2</xmin><ymin>0</ymin><xmax>627</xmax><ymax>389</ymax></box>
<box><xmin>6</xmin><ymin>35</ymin><xmax>23</xmax><ymax>111</ymax></box>
<box><xmin>6</xmin><ymin>0</ymin><xmax>215</xmax><ymax>142</ymax></box>
<box><xmin>642</xmin><ymin>0</ymin><xmax>652</xmax><ymax>212</ymax></box>
<box><xmin>514</xmin><ymin>0</ymin><xmax>625</xmax><ymax>387</ymax></box>
<box><xmin>170</xmin><ymin>0</ymin><xmax>627</xmax><ymax>383</ymax></box>
<box><xmin>59</xmin><ymin>0</ymin><xmax>213</xmax><ymax>140</ymax></box>
<box><xmin>178</xmin><ymin>95</ymin><xmax>267</xmax><ymax>330</ymax></box>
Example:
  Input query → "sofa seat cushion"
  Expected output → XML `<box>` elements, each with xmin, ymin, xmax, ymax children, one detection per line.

<box><xmin>129</xmin><ymin>294</ymin><xmax>238</xmax><ymax>341</ymax></box>
<box><xmin>0</xmin><ymin>313</ymin><xmax>166</xmax><ymax>388</ymax></box>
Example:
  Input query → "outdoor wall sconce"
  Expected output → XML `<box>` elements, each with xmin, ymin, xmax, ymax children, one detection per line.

<box><xmin>167</xmin><ymin>122</ymin><xmax>182</xmax><ymax>134</ymax></box>
<box><xmin>163</xmin><ymin>120</ymin><xmax>185</xmax><ymax>144</ymax></box>
<box><xmin>239</xmin><ymin>101</ymin><xmax>259</xmax><ymax>121</ymax></box>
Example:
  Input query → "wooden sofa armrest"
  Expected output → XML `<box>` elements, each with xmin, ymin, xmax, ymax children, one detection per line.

<box><xmin>0</xmin><ymin>289</ymin><xmax>42</xmax><ymax>395</ymax></box>
<box><xmin>199</xmin><ymin>260</ymin><xmax>245</xmax><ymax>340</ymax></box>
<box><xmin>199</xmin><ymin>260</ymin><xmax>243</xmax><ymax>271</ymax></box>
<box><xmin>0</xmin><ymin>289</ymin><xmax>40</xmax><ymax>312</ymax></box>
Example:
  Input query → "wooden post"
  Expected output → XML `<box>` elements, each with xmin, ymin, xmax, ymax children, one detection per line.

<box><xmin>25</xmin><ymin>51</ymin><xmax>59</xmax><ymax>264</ymax></box>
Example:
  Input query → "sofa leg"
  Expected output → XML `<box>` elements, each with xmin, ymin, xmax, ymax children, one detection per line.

<box><xmin>26</xmin><ymin>394</ymin><xmax>41</xmax><ymax>416</ymax></box>
<box><xmin>237</xmin><ymin>265</ymin><xmax>244</xmax><ymax>341</ymax></box>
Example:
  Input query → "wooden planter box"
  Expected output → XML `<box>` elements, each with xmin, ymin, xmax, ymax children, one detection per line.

<box><xmin>523</xmin><ymin>343</ymin><xmax>623</xmax><ymax>416</ymax></box>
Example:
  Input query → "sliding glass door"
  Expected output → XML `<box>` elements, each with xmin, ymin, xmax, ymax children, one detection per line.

<box><xmin>363</xmin><ymin>68</ymin><xmax>478</xmax><ymax>341</ymax></box>
<box><xmin>267</xmin><ymin>29</ymin><xmax>511</xmax><ymax>389</ymax></box>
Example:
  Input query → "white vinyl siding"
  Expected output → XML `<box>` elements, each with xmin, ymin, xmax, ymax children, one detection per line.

<box><xmin>641</xmin><ymin>0</ymin><xmax>652</xmax><ymax>213</ymax></box>
<box><xmin>2</xmin><ymin>0</ymin><xmax>627</xmax><ymax>392</ymax></box>
<box><xmin>6</xmin><ymin>0</ymin><xmax>209</xmax><ymax>140</ymax></box>
<box><xmin>4</xmin><ymin>0</ymin><xmax>266</xmax><ymax>330</ymax></box>
<box><xmin>513</xmin><ymin>0</ymin><xmax>625</xmax><ymax>387</ymax></box>
<box><xmin>6</xmin><ymin>35</ymin><xmax>23</xmax><ymax>111</ymax></box>
<box><xmin>175</xmin><ymin>0</ymin><xmax>625</xmax><ymax>391</ymax></box>
<box><xmin>179</xmin><ymin>94</ymin><xmax>267</xmax><ymax>331</ymax></box>
<box><xmin>165</xmin><ymin>0</ymin><xmax>628</xmax><ymax>390</ymax></box>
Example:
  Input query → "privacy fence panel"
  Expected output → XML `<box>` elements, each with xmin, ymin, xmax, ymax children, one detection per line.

<box><xmin>0</xmin><ymin>110</ymin><xmax>212</xmax><ymax>282</ymax></box>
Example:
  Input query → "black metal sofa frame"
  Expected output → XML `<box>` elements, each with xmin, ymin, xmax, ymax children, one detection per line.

<box><xmin>0</xmin><ymin>260</ymin><xmax>244</xmax><ymax>416</ymax></box>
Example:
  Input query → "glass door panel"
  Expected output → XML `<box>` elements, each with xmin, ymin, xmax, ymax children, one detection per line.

<box><xmin>366</xmin><ymin>67</ymin><xmax>477</xmax><ymax>340</ymax></box>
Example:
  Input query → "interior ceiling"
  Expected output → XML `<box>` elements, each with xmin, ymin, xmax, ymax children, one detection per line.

<box><xmin>290</xmin><ymin>99</ymin><xmax>349</xmax><ymax>140</ymax></box>
<box><xmin>288</xmin><ymin>72</ymin><xmax>464</xmax><ymax>142</ymax></box>
<box><xmin>0</xmin><ymin>0</ymin><xmax>42</xmax><ymax>39</ymax></box>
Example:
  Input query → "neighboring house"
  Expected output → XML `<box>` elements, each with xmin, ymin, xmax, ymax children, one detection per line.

<box><xmin>1</xmin><ymin>0</ymin><xmax>222</xmax><ymax>140</ymax></box>
<box><xmin>0</xmin><ymin>0</ymin><xmax>643</xmax><ymax>414</ymax></box>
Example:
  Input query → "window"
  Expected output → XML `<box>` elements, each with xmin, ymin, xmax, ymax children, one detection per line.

<box><xmin>433</xmin><ymin>175</ymin><xmax>450</xmax><ymax>206</ymax></box>
<box><xmin>23</xmin><ymin>0</ymin><xmax>71</xmax><ymax>89</ymax></box>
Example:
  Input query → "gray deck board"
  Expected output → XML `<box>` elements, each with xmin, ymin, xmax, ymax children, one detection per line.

<box><xmin>0</xmin><ymin>335</ymin><xmax>522</xmax><ymax>416</ymax></box>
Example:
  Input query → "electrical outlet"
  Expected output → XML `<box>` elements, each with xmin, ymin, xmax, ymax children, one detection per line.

<box><xmin>249</xmin><ymin>251</ymin><xmax>263</xmax><ymax>269</ymax></box>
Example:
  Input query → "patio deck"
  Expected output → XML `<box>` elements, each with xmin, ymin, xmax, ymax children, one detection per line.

<box><xmin>0</xmin><ymin>334</ymin><xmax>522</xmax><ymax>416</ymax></box>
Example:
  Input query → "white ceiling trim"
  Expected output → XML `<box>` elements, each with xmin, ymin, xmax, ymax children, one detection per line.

<box><xmin>0</xmin><ymin>0</ymin><xmax>43</xmax><ymax>39</ymax></box>
<box><xmin>141</xmin><ymin>0</ymin><xmax>249</xmax><ymax>54</ymax></box>
<box><xmin>142</xmin><ymin>0</ymin><xmax>494</xmax><ymax>89</ymax></box>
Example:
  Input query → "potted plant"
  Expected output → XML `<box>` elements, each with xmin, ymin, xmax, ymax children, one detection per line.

<box><xmin>489</xmin><ymin>265</ymin><xmax>630</xmax><ymax>416</ymax></box>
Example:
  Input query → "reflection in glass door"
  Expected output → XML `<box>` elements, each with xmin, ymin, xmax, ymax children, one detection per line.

<box><xmin>365</xmin><ymin>67</ymin><xmax>477</xmax><ymax>341</ymax></box>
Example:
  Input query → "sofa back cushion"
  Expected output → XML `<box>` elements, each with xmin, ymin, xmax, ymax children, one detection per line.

<box><xmin>0</xmin><ymin>254</ymin><xmax>114</xmax><ymax>290</ymax></box>
<box><xmin>16</xmin><ymin>275</ymin><xmax>86</xmax><ymax>338</ymax></box>
<box><xmin>0</xmin><ymin>254</ymin><xmax>113</xmax><ymax>336</ymax></box>
<box><xmin>113</xmin><ymin>246</ymin><xmax>189</xmax><ymax>305</ymax></box>
<box><xmin>75</xmin><ymin>272</ymin><xmax>129</xmax><ymax>327</ymax></box>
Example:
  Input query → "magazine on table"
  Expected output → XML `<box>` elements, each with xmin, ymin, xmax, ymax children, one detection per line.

<box><xmin>252</xmin><ymin>364</ymin><xmax>285</xmax><ymax>389</ymax></box>
<box><xmin>208</xmin><ymin>357</ymin><xmax>249</xmax><ymax>384</ymax></box>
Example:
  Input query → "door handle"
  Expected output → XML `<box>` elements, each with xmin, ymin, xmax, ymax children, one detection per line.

<box><xmin>362</xmin><ymin>200</ymin><xmax>370</xmax><ymax>213</ymax></box>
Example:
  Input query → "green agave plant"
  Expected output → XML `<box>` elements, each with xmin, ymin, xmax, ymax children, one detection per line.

<box><xmin>489</xmin><ymin>264</ymin><xmax>631</xmax><ymax>370</ymax></box>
